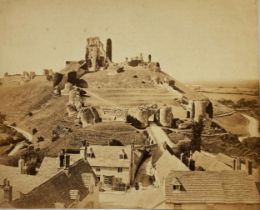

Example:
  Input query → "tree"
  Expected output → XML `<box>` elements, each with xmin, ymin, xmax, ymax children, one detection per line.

<box><xmin>191</xmin><ymin>118</ymin><xmax>204</xmax><ymax>152</ymax></box>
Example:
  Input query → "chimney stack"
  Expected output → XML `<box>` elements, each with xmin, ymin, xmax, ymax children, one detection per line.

<box><xmin>245</xmin><ymin>159</ymin><xmax>253</xmax><ymax>175</ymax></box>
<box><xmin>180</xmin><ymin>153</ymin><xmax>184</xmax><ymax>162</ymax></box>
<box><xmin>80</xmin><ymin>146</ymin><xmax>86</xmax><ymax>160</ymax></box>
<box><xmin>58</xmin><ymin>149</ymin><xmax>65</xmax><ymax>168</ymax></box>
<box><xmin>64</xmin><ymin>153</ymin><xmax>70</xmax><ymax>168</ymax></box>
<box><xmin>3</xmin><ymin>180</ymin><xmax>12</xmax><ymax>202</ymax></box>
<box><xmin>257</xmin><ymin>167</ymin><xmax>260</xmax><ymax>183</ymax></box>
<box><xmin>236</xmin><ymin>158</ymin><xmax>241</xmax><ymax>170</ymax></box>
<box><xmin>233</xmin><ymin>158</ymin><xmax>236</xmax><ymax>170</ymax></box>
<box><xmin>18</xmin><ymin>156</ymin><xmax>25</xmax><ymax>174</ymax></box>
<box><xmin>80</xmin><ymin>141</ymin><xmax>88</xmax><ymax>160</ymax></box>
<box><xmin>188</xmin><ymin>158</ymin><xmax>196</xmax><ymax>171</ymax></box>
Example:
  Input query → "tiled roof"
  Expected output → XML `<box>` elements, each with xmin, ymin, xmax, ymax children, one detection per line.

<box><xmin>192</xmin><ymin>151</ymin><xmax>232</xmax><ymax>171</ymax></box>
<box><xmin>0</xmin><ymin>158</ymin><xmax>97</xmax><ymax>208</ymax></box>
<box><xmin>165</xmin><ymin>170</ymin><xmax>260</xmax><ymax>204</ymax></box>
<box><xmin>154</xmin><ymin>150</ymin><xmax>189</xmax><ymax>184</ymax></box>
<box><xmin>0</xmin><ymin>165</ymin><xmax>47</xmax><ymax>201</ymax></box>
<box><xmin>215</xmin><ymin>153</ymin><xmax>234</xmax><ymax>168</ymax></box>
<box><xmin>12</xmin><ymin>159</ymin><xmax>96</xmax><ymax>208</ymax></box>
<box><xmin>37</xmin><ymin>154</ymin><xmax>82</xmax><ymax>178</ymax></box>
<box><xmin>86</xmin><ymin>145</ymin><xmax>132</xmax><ymax>168</ymax></box>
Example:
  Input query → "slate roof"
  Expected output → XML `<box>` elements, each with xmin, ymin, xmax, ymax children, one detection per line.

<box><xmin>12</xmin><ymin>159</ymin><xmax>96</xmax><ymax>208</ymax></box>
<box><xmin>0</xmin><ymin>159</ymin><xmax>97</xmax><ymax>208</ymax></box>
<box><xmin>0</xmin><ymin>165</ymin><xmax>47</xmax><ymax>201</ymax></box>
<box><xmin>192</xmin><ymin>151</ymin><xmax>232</xmax><ymax>171</ymax></box>
<box><xmin>37</xmin><ymin>154</ymin><xmax>82</xmax><ymax>178</ymax></box>
<box><xmin>86</xmin><ymin>145</ymin><xmax>132</xmax><ymax>168</ymax></box>
<box><xmin>165</xmin><ymin>170</ymin><xmax>260</xmax><ymax>204</ymax></box>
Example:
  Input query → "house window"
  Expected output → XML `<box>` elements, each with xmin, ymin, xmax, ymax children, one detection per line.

<box><xmin>115</xmin><ymin>177</ymin><xmax>122</xmax><ymax>184</ymax></box>
<box><xmin>119</xmin><ymin>153</ymin><xmax>128</xmax><ymax>159</ymax></box>
<box><xmin>173</xmin><ymin>204</ymin><xmax>182</xmax><ymax>210</ymax></box>
<box><xmin>87</xmin><ymin>153</ymin><xmax>95</xmax><ymax>158</ymax></box>
<box><xmin>104</xmin><ymin>176</ymin><xmax>113</xmax><ymax>185</ymax></box>
<box><xmin>117</xmin><ymin>167</ymin><xmax>123</xmax><ymax>173</ymax></box>
<box><xmin>173</xmin><ymin>185</ymin><xmax>180</xmax><ymax>191</ymax></box>
<box><xmin>97</xmin><ymin>176</ymin><xmax>100</xmax><ymax>181</ymax></box>
<box><xmin>96</xmin><ymin>167</ymin><xmax>100</xmax><ymax>172</ymax></box>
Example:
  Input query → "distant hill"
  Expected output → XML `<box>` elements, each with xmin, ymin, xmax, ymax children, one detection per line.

<box><xmin>186</xmin><ymin>79</ymin><xmax>259</xmax><ymax>89</ymax></box>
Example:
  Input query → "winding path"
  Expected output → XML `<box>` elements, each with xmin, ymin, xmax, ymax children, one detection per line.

<box><xmin>242</xmin><ymin>114</ymin><xmax>260</xmax><ymax>137</ymax></box>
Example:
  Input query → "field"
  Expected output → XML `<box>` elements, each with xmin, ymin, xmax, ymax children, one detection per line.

<box><xmin>199</xmin><ymin>87</ymin><xmax>259</xmax><ymax>103</ymax></box>
<box><xmin>195</xmin><ymin>83</ymin><xmax>260</xmax><ymax>136</ymax></box>
<box><xmin>88</xmin><ymin>88</ymin><xmax>178</xmax><ymax>106</ymax></box>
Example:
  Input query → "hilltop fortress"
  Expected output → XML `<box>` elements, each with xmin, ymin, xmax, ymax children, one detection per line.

<box><xmin>51</xmin><ymin>37</ymin><xmax>213</xmax><ymax>126</ymax></box>
<box><xmin>0</xmin><ymin>36</ymin><xmax>213</xmax><ymax>128</ymax></box>
<box><xmin>1</xmin><ymin>37</ymin><xmax>260</xmax><ymax>209</ymax></box>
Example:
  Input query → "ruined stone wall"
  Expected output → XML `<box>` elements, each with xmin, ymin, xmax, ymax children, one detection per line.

<box><xmin>98</xmin><ymin>107</ymin><xmax>128</xmax><ymax>122</ymax></box>
<box><xmin>77</xmin><ymin>107</ymin><xmax>101</xmax><ymax>128</ymax></box>
<box><xmin>86</xmin><ymin>37</ymin><xmax>107</xmax><ymax>72</ymax></box>
<box><xmin>155</xmin><ymin>106</ymin><xmax>173</xmax><ymax>127</ymax></box>
<box><xmin>148</xmin><ymin>62</ymin><xmax>161</xmax><ymax>72</ymax></box>
<box><xmin>193</xmin><ymin>100</ymin><xmax>212</xmax><ymax>122</ymax></box>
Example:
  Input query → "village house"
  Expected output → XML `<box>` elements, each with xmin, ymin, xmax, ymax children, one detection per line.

<box><xmin>81</xmin><ymin>145</ymin><xmax>135</xmax><ymax>191</ymax></box>
<box><xmin>191</xmin><ymin>151</ymin><xmax>260</xmax><ymax>181</ymax></box>
<box><xmin>0</xmin><ymin>157</ymin><xmax>99</xmax><ymax>208</ymax></box>
<box><xmin>191</xmin><ymin>151</ymin><xmax>232</xmax><ymax>171</ymax></box>
<box><xmin>163</xmin><ymin>170</ymin><xmax>260</xmax><ymax>210</ymax></box>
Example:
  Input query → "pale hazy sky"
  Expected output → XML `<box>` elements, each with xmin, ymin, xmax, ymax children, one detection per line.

<box><xmin>0</xmin><ymin>0</ymin><xmax>259</xmax><ymax>82</ymax></box>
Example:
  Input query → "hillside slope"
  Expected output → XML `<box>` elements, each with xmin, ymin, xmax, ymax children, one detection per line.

<box><xmin>0</xmin><ymin>65</ymin><xmax>250</xmax><ymax>159</ymax></box>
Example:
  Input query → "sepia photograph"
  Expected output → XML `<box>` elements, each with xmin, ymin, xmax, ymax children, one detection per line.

<box><xmin>0</xmin><ymin>0</ymin><xmax>259</xmax><ymax>209</ymax></box>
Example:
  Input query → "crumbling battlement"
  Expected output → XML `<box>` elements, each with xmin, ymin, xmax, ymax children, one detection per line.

<box><xmin>97</xmin><ymin>107</ymin><xmax>128</xmax><ymax>122</ymax></box>
<box><xmin>2</xmin><ymin>71</ymin><xmax>37</xmax><ymax>85</ymax></box>
<box><xmin>125</xmin><ymin>53</ymin><xmax>161</xmax><ymax>72</ymax></box>
<box><xmin>149</xmin><ymin>73</ymin><xmax>213</xmax><ymax>122</ymax></box>
<box><xmin>127</xmin><ymin>104</ymin><xmax>173</xmax><ymax>129</ymax></box>
<box><xmin>85</xmin><ymin>37</ymin><xmax>112</xmax><ymax>72</ymax></box>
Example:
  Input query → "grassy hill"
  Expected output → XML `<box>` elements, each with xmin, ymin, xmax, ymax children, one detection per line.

<box><xmin>0</xmin><ymin>65</ymin><xmax>252</xmax><ymax>164</ymax></box>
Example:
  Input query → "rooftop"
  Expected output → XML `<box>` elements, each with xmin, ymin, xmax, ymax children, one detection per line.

<box><xmin>165</xmin><ymin>170</ymin><xmax>260</xmax><ymax>204</ymax></box>
<box><xmin>0</xmin><ymin>158</ymin><xmax>96</xmax><ymax>208</ymax></box>
<box><xmin>154</xmin><ymin>150</ymin><xmax>189</xmax><ymax>185</ymax></box>
<box><xmin>192</xmin><ymin>151</ymin><xmax>232</xmax><ymax>171</ymax></box>
<box><xmin>215</xmin><ymin>153</ymin><xmax>235</xmax><ymax>168</ymax></box>
<box><xmin>86</xmin><ymin>145</ymin><xmax>132</xmax><ymax>168</ymax></box>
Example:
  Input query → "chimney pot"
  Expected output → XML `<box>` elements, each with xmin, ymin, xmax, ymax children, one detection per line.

<box><xmin>189</xmin><ymin>159</ymin><xmax>196</xmax><ymax>171</ymax></box>
<box><xmin>236</xmin><ymin>158</ymin><xmax>241</xmax><ymax>170</ymax></box>
<box><xmin>233</xmin><ymin>158</ymin><xmax>236</xmax><ymax>170</ymax></box>
<box><xmin>58</xmin><ymin>150</ymin><xmax>65</xmax><ymax>168</ymax></box>
<box><xmin>245</xmin><ymin>159</ymin><xmax>253</xmax><ymax>175</ymax></box>
<box><xmin>180</xmin><ymin>153</ymin><xmax>184</xmax><ymax>162</ymax></box>
<box><xmin>64</xmin><ymin>154</ymin><xmax>70</xmax><ymax>168</ymax></box>
<box><xmin>3</xmin><ymin>180</ymin><xmax>12</xmax><ymax>202</ymax></box>
<box><xmin>80</xmin><ymin>146</ymin><xmax>87</xmax><ymax>160</ymax></box>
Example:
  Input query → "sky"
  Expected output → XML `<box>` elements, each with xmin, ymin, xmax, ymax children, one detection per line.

<box><xmin>0</xmin><ymin>0</ymin><xmax>259</xmax><ymax>82</ymax></box>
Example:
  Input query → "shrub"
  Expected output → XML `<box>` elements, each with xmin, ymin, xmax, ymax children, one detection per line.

<box><xmin>32</xmin><ymin>128</ymin><xmax>38</xmax><ymax>135</ymax></box>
